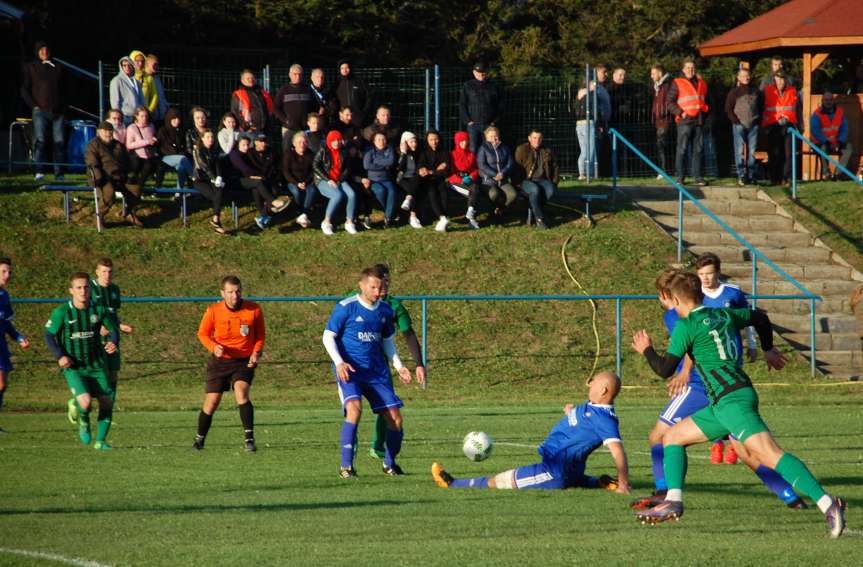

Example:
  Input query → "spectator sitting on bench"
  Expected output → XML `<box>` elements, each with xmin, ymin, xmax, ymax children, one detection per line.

<box><xmin>156</xmin><ymin>107</ymin><xmax>194</xmax><ymax>189</ymax></box>
<box><xmin>229</xmin><ymin>134</ymin><xmax>287</xmax><ymax>231</ymax></box>
<box><xmin>217</xmin><ymin>112</ymin><xmax>239</xmax><ymax>157</ymax></box>
<box><xmin>192</xmin><ymin>128</ymin><xmax>227</xmax><ymax>235</ymax></box>
<box><xmin>448</xmin><ymin>130</ymin><xmax>479</xmax><ymax>229</ymax></box>
<box><xmin>125</xmin><ymin>106</ymin><xmax>160</xmax><ymax>190</ymax></box>
<box><xmin>477</xmin><ymin>126</ymin><xmax>516</xmax><ymax>225</ymax></box>
<box><xmin>363</xmin><ymin>132</ymin><xmax>399</xmax><ymax>228</ymax></box>
<box><xmin>396</xmin><ymin>132</ymin><xmax>424</xmax><ymax>230</ymax></box>
<box><xmin>305</xmin><ymin>113</ymin><xmax>324</xmax><ymax>155</ymax></box>
<box><xmin>513</xmin><ymin>129</ymin><xmax>559</xmax><ymax>230</ymax></box>
<box><xmin>362</xmin><ymin>106</ymin><xmax>401</xmax><ymax>150</ymax></box>
<box><xmin>106</xmin><ymin>109</ymin><xmax>127</xmax><ymax>145</ymax></box>
<box><xmin>282</xmin><ymin>131</ymin><xmax>317</xmax><ymax>229</ymax></box>
<box><xmin>186</xmin><ymin>107</ymin><xmax>209</xmax><ymax>157</ymax></box>
<box><xmin>810</xmin><ymin>91</ymin><xmax>854</xmax><ymax>181</ymax></box>
<box><xmin>85</xmin><ymin>121</ymin><xmax>143</xmax><ymax>227</ymax></box>
<box><xmin>417</xmin><ymin>130</ymin><xmax>450</xmax><ymax>232</ymax></box>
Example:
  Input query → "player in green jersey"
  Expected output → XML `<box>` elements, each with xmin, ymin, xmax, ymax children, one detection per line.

<box><xmin>631</xmin><ymin>271</ymin><xmax>846</xmax><ymax>538</ymax></box>
<box><xmin>45</xmin><ymin>272</ymin><xmax>120</xmax><ymax>450</ymax></box>
<box><xmin>369</xmin><ymin>264</ymin><xmax>426</xmax><ymax>459</ymax></box>
<box><xmin>66</xmin><ymin>258</ymin><xmax>134</xmax><ymax>423</ymax></box>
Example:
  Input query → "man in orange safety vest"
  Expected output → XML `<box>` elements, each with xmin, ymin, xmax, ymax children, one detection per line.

<box><xmin>666</xmin><ymin>59</ymin><xmax>709</xmax><ymax>187</ymax></box>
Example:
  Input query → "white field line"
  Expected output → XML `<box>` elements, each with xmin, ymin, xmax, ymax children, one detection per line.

<box><xmin>0</xmin><ymin>548</ymin><xmax>113</xmax><ymax>567</ymax></box>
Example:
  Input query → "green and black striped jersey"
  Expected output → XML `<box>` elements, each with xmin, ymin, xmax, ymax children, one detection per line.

<box><xmin>45</xmin><ymin>301</ymin><xmax>117</xmax><ymax>369</ymax></box>
<box><xmin>90</xmin><ymin>280</ymin><xmax>121</xmax><ymax>344</ymax></box>
<box><xmin>667</xmin><ymin>306</ymin><xmax>754</xmax><ymax>404</ymax></box>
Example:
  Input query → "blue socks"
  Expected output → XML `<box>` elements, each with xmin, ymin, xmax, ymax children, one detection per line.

<box><xmin>340</xmin><ymin>421</ymin><xmax>358</xmax><ymax>469</ymax></box>
<box><xmin>451</xmin><ymin>477</ymin><xmax>489</xmax><ymax>489</ymax></box>
<box><xmin>755</xmin><ymin>464</ymin><xmax>800</xmax><ymax>504</ymax></box>
<box><xmin>383</xmin><ymin>427</ymin><xmax>403</xmax><ymax>468</ymax></box>
<box><xmin>651</xmin><ymin>443</ymin><xmax>667</xmax><ymax>491</ymax></box>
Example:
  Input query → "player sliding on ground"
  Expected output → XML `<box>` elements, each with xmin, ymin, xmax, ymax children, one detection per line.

<box><xmin>432</xmin><ymin>371</ymin><xmax>630</xmax><ymax>492</ymax></box>
<box><xmin>631</xmin><ymin>268</ymin><xmax>805</xmax><ymax>510</ymax></box>
<box><xmin>44</xmin><ymin>273</ymin><xmax>119</xmax><ymax>450</ymax></box>
<box><xmin>631</xmin><ymin>271</ymin><xmax>846</xmax><ymax>538</ymax></box>
<box><xmin>323</xmin><ymin>265</ymin><xmax>415</xmax><ymax>478</ymax></box>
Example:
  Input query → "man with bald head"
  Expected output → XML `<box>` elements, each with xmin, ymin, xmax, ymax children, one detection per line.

<box><xmin>432</xmin><ymin>371</ymin><xmax>630</xmax><ymax>492</ymax></box>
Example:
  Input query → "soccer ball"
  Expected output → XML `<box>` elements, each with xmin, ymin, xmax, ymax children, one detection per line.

<box><xmin>462</xmin><ymin>431</ymin><xmax>493</xmax><ymax>462</ymax></box>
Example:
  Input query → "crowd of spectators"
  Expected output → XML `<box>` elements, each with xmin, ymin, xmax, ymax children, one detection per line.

<box><xmin>19</xmin><ymin>44</ymin><xmax>860</xmax><ymax>233</ymax></box>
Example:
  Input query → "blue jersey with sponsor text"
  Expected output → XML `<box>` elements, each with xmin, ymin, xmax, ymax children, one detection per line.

<box><xmin>326</xmin><ymin>295</ymin><xmax>396</xmax><ymax>384</ymax></box>
<box><xmin>0</xmin><ymin>289</ymin><xmax>22</xmax><ymax>346</ymax></box>
<box><xmin>538</xmin><ymin>402</ymin><xmax>621</xmax><ymax>477</ymax></box>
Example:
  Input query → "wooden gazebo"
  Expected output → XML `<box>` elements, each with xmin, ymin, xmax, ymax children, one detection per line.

<box><xmin>699</xmin><ymin>0</ymin><xmax>863</xmax><ymax>179</ymax></box>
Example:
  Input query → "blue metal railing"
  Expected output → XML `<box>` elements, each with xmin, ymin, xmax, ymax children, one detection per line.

<box><xmin>15</xmin><ymin>293</ymin><xmax>819</xmax><ymax>379</ymax></box>
<box><xmin>609</xmin><ymin>128</ymin><xmax>821</xmax><ymax>377</ymax></box>
<box><xmin>789</xmin><ymin>127</ymin><xmax>863</xmax><ymax>199</ymax></box>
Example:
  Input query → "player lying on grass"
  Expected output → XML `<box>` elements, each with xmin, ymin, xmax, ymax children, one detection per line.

<box><xmin>323</xmin><ymin>265</ymin><xmax>415</xmax><ymax>478</ymax></box>
<box><xmin>44</xmin><ymin>273</ymin><xmax>119</xmax><ymax>450</ymax></box>
<box><xmin>632</xmin><ymin>268</ymin><xmax>805</xmax><ymax>510</ymax></box>
<box><xmin>432</xmin><ymin>371</ymin><xmax>630</xmax><ymax>492</ymax></box>
<box><xmin>631</xmin><ymin>271</ymin><xmax>846</xmax><ymax>538</ymax></box>
<box><xmin>0</xmin><ymin>257</ymin><xmax>31</xmax><ymax>433</ymax></box>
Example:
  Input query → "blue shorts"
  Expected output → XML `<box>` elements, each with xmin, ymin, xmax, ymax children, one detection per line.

<box><xmin>337</xmin><ymin>379</ymin><xmax>403</xmax><ymax>414</ymax></box>
<box><xmin>0</xmin><ymin>342</ymin><xmax>12</xmax><ymax>373</ymax></box>
<box><xmin>658</xmin><ymin>385</ymin><xmax>710</xmax><ymax>426</ymax></box>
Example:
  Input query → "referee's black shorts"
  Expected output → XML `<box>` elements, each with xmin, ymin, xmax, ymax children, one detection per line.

<box><xmin>205</xmin><ymin>356</ymin><xmax>255</xmax><ymax>393</ymax></box>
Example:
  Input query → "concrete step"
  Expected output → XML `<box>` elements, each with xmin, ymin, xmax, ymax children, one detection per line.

<box><xmin>620</xmin><ymin>185</ymin><xmax>760</xmax><ymax>201</ymax></box>
<box><xmin>799</xmin><ymin>350</ymin><xmax>863</xmax><ymax>367</ymax></box>
<box><xmin>653</xmin><ymin>214</ymin><xmax>794</xmax><ymax>232</ymax></box>
<box><xmin>723</xmin><ymin>262</ymin><xmax>852</xmax><ymax>282</ymax></box>
<box><xmin>674</xmin><ymin>231</ymin><xmax>815</xmax><ymax>248</ymax></box>
<box><xmin>784</xmin><ymin>332</ymin><xmax>861</xmax><ymax>351</ymax></box>
<box><xmin>815</xmin><ymin>367</ymin><xmax>863</xmax><ymax>379</ymax></box>
<box><xmin>737</xmin><ymin>278</ymin><xmax>860</xmax><ymax>297</ymax></box>
<box><xmin>756</xmin><ymin>298</ymin><xmax>851</xmax><ymax>315</ymax></box>
<box><xmin>688</xmin><ymin>245</ymin><xmax>832</xmax><ymax>264</ymax></box>
<box><xmin>640</xmin><ymin>199</ymin><xmax>777</xmax><ymax>216</ymax></box>
<box><xmin>770</xmin><ymin>312</ymin><xmax>859</xmax><ymax>334</ymax></box>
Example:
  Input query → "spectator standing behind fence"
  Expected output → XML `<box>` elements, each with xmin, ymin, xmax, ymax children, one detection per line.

<box><xmin>130</xmin><ymin>50</ymin><xmax>146</xmax><ymax>83</ymax></box>
<box><xmin>217</xmin><ymin>112</ymin><xmax>239</xmax><ymax>157</ymax></box>
<box><xmin>606</xmin><ymin>67</ymin><xmax>632</xmax><ymax>176</ymax></box>
<box><xmin>229</xmin><ymin>134</ymin><xmax>288</xmax><ymax>231</ymax></box>
<box><xmin>667</xmin><ymin>59</ymin><xmax>709</xmax><ymax>187</ymax></box>
<box><xmin>760</xmin><ymin>56</ymin><xmax>795</xmax><ymax>91</ymax></box>
<box><xmin>417</xmin><ymin>130</ymin><xmax>450</xmax><ymax>231</ymax></box>
<box><xmin>762</xmin><ymin>71</ymin><xmax>800</xmax><ymax>187</ymax></box>
<box><xmin>313</xmin><ymin>130</ymin><xmax>358</xmax><ymax>236</ymax></box>
<box><xmin>106</xmin><ymin>109</ymin><xmax>126</xmax><ymax>145</ymax></box>
<box><xmin>725</xmin><ymin>67</ymin><xmax>762</xmax><ymax>186</ymax></box>
<box><xmin>310</xmin><ymin>67</ymin><xmax>332</xmax><ymax>129</ymax></box>
<box><xmin>513</xmin><ymin>130</ymin><xmax>559</xmax><ymax>230</ymax></box>
<box><xmin>396</xmin><ymin>132</ymin><xmax>425</xmax><ymax>230</ymax></box>
<box><xmin>650</xmin><ymin>65</ymin><xmax>672</xmax><ymax>178</ymax></box>
<box><xmin>20</xmin><ymin>41</ymin><xmax>64</xmax><ymax>181</ymax></box>
<box><xmin>574</xmin><ymin>78</ymin><xmax>610</xmax><ymax>180</ymax></box>
<box><xmin>363</xmin><ymin>106</ymin><xmax>401</xmax><ymax>149</ymax></box>
<box><xmin>810</xmin><ymin>91</ymin><xmax>854</xmax><ymax>181</ymax></box>
<box><xmin>192</xmin><ymin>129</ymin><xmax>227</xmax><ymax>235</ymax></box>
<box><xmin>282</xmin><ymin>131</ymin><xmax>317</xmax><ymax>229</ymax></box>
<box><xmin>364</xmin><ymin>133</ymin><xmax>399</xmax><ymax>228</ymax></box>
<box><xmin>458</xmin><ymin>62</ymin><xmax>503</xmax><ymax>153</ymax></box>
<box><xmin>109</xmin><ymin>56</ymin><xmax>143</xmax><ymax>125</ymax></box>
<box><xmin>85</xmin><ymin>121</ymin><xmax>143</xmax><ymax>227</ymax></box>
<box><xmin>273</xmin><ymin>64</ymin><xmax>315</xmax><ymax>150</ymax></box>
<box><xmin>156</xmin><ymin>108</ymin><xmax>194</xmax><ymax>189</ymax></box>
<box><xmin>477</xmin><ymin>126</ymin><xmax>516</xmax><ymax>224</ymax></box>
<box><xmin>125</xmin><ymin>106</ymin><xmax>160</xmax><ymax>192</ymax></box>
<box><xmin>143</xmin><ymin>54</ymin><xmax>168</xmax><ymax>125</ymax></box>
<box><xmin>231</xmin><ymin>69</ymin><xmax>273</xmax><ymax>132</ymax></box>
<box><xmin>334</xmin><ymin>60</ymin><xmax>372</xmax><ymax>128</ymax></box>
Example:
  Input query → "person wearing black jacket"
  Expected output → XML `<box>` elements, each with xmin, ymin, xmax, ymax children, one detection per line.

<box><xmin>156</xmin><ymin>107</ymin><xmax>194</xmax><ymax>189</ymax></box>
<box><xmin>417</xmin><ymin>130</ymin><xmax>450</xmax><ymax>228</ymax></box>
<box><xmin>192</xmin><ymin>128</ymin><xmax>226</xmax><ymax>234</ymax></box>
<box><xmin>283</xmin><ymin>131</ymin><xmax>317</xmax><ymax>228</ymax></box>
<box><xmin>273</xmin><ymin>64</ymin><xmax>316</xmax><ymax>151</ymax></box>
<box><xmin>228</xmin><ymin>134</ymin><xmax>287</xmax><ymax>231</ymax></box>
<box><xmin>458</xmin><ymin>62</ymin><xmax>503</xmax><ymax>152</ymax></box>
<box><xmin>21</xmin><ymin>41</ymin><xmax>65</xmax><ymax>180</ymax></box>
<box><xmin>724</xmin><ymin>68</ymin><xmax>762</xmax><ymax>186</ymax></box>
<box><xmin>333</xmin><ymin>60</ymin><xmax>372</xmax><ymax>127</ymax></box>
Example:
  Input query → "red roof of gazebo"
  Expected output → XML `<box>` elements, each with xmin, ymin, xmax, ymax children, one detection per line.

<box><xmin>699</xmin><ymin>0</ymin><xmax>863</xmax><ymax>57</ymax></box>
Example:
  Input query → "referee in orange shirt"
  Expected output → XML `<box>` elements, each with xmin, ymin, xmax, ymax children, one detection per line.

<box><xmin>194</xmin><ymin>275</ymin><xmax>265</xmax><ymax>452</ymax></box>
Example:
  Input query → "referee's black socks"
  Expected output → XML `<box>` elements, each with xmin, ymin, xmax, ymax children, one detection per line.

<box><xmin>197</xmin><ymin>410</ymin><xmax>213</xmax><ymax>440</ymax></box>
<box><xmin>238</xmin><ymin>401</ymin><xmax>254</xmax><ymax>440</ymax></box>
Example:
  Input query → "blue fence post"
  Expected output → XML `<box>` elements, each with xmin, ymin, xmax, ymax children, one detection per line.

<box><xmin>809</xmin><ymin>297</ymin><xmax>817</xmax><ymax>378</ymax></box>
<box><xmin>611</xmin><ymin>131</ymin><xmax>618</xmax><ymax>202</ymax></box>
<box><xmin>424</xmin><ymin>68</ymin><xmax>430</xmax><ymax>133</ymax></box>
<box><xmin>677</xmin><ymin>191</ymin><xmax>684</xmax><ymax>264</ymax></box>
<box><xmin>434</xmin><ymin>65</ymin><xmax>440</xmax><ymax>131</ymax></box>
<box><xmin>751</xmin><ymin>255</ymin><xmax>758</xmax><ymax>310</ymax></box>
<box><xmin>97</xmin><ymin>60</ymin><xmax>104</xmax><ymax>120</ymax></box>
<box><xmin>791</xmin><ymin>132</ymin><xmax>797</xmax><ymax>199</ymax></box>
<box><xmin>615</xmin><ymin>298</ymin><xmax>622</xmax><ymax>377</ymax></box>
<box><xmin>421</xmin><ymin>299</ymin><xmax>428</xmax><ymax>389</ymax></box>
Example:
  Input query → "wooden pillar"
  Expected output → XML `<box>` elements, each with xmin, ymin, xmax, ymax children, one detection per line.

<box><xmin>801</xmin><ymin>52</ymin><xmax>830</xmax><ymax>180</ymax></box>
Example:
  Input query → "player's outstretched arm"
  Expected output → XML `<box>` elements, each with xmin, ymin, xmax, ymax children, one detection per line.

<box><xmin>607</xmin><ymin>441</ymin><xmax>631</xmax><ymax>494</ymax></box>
<box><xmin>403</xmin><ymin>329</ymin><xmax>426</xmax><ymax>385</ymax></box>
<box><xmin>633</xmin><ymin>330</ymin><xmax>681</xmax><ymax>379</ymax></box>
<box><xmin>745</xmin><ymin>309</ymin><xmax>786</xmax><ymax>370</ymax></box>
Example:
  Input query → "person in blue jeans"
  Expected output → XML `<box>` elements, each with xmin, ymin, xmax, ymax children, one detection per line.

<box><xmin>363</xmin><ymin>132</ymin><xmax>398</xmax><ymax>227</ymax></box>
<box><xmin>282</xmin><ymin>131</ymin><xmax>318</xmax><ymax>229</ymax></box>
<box><xmin>156</xmin><ymin>107</ymin><xmax>195</xmax><ymax>188</ymax></box>
<box><xmin>513</xmin><ymin>129</ymin><xmax>559</xmax><ymax>230</ymax></box>
<box><xmin>725</xmin><ymin>68</ymin><xmax>761</xmax><ymax>186</ymax></box>
<box><xmin>312</xmin><ymin>130</ymin><xmax>358</xmax><ymax>235</ymax></box>
<box><xmin>20</xmin><ymin>41</ymin><xmax>65</xmax><ymax>180</ymax></box>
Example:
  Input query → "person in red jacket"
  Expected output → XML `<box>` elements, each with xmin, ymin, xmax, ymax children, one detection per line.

<box><xmin>230</xmin><ymin>69</ymin><xmax>273</xmax><ymax>132</ymax></box>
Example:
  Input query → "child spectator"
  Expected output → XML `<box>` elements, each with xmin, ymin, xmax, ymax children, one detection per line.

<box><xmin>305</xmin><ymin>113</ymin><xmax>324</xmax><ymax>154</ymax></box>
<box><xmin>397</xmin><ymin>132</ymin><xmax>424</xmax><ymax>230</ymax></box>
<box><xmin>448</xmin><ymin>130</ymin><xmax>479</xmax><ymax>229</ymax></box>
<box><xmin>217</xmin><ymin>112</ymin><xmax>239</xmax><ymax>157</ymax></box>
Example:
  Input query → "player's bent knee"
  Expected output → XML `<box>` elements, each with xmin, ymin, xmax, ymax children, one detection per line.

<box><xmin>344</xmin><ymin>400</ymin><xmax>362</xmax><ymax>421</ymax></box>
<box><xmin>648</xmin><ymin>423</ymin><xmax>668</xmax><ymax>445</ymax></box>
<box><xmin>492</xmin><ymin>470</ymin><xmax>517</xmax><ymax>490</ymax></box>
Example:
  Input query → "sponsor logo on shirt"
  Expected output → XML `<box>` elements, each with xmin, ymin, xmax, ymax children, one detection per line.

<box><xmin>355</xmin><ymin>316</ymin><xmax>364</xmax><ymax>322</ymax></box>
<box><xmin>70</xmin><ymin>331</ymin><xmax>95</xmax><ymax>340</ymax></box>
<box><xmin>90</xmin><ymin>314</ymin><xmax>98</xmax><ymax>323</ymax></box>
<box><xmin>357</xmin><ymin>331</ymin><xmax>381</xmax><ymax>342</ymax></box>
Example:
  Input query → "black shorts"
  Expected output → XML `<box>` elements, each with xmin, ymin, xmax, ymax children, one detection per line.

<box><xmin>205</xmin><ymin>356</ymin><xmax>255</xmax><ymax>393</ymax></box>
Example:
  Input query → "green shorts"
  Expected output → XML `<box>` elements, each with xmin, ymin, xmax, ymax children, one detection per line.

<box><xmin>691</xmin><ymin>387</ymin><xmax>769</xmax><ymax>444</ymax></box>
<box><xmin>64</xmin><ymin>367</ymin><xmax>115</xmax><ymax>400</ymax></box>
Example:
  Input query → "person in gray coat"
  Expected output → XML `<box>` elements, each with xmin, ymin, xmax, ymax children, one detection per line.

<box><xmin>109</xmin><ymin>56</ymin><xmax>144</xmax><ymax>124</ymax></box>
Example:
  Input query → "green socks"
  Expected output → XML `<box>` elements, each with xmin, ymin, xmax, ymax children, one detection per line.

<box><xmin>775</xmin><ymin>453</ymin><xmax>827</xmax><ymax>503</ymax></box>
<box><xmin>96</xmin><ymin>405</ymin><xmax>113</xmax><ymax>442</ymax></box>
<box><xmin>370</xmin><ymin>414</ymin><xmax>387</xmax><ymax>456</ymax></box>
<box><xmin>663</xmin><ymin>445</ymin><xmax>688</xmax><ymax>491</ymax></box>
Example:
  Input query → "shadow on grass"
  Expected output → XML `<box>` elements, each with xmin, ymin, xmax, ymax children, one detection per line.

<box><xmin>774</xmin><ymin>186</ymin><xmax>863</xmax><ymax>254</ymax></box>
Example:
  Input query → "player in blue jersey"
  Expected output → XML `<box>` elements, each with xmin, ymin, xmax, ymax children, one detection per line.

<box><xmin>432</xmin><ymin>371</ymin><xmax>630</xmax><ymax>493</ymax></box>
<box><xmin>630</xmin><ymin>268</ymin><xmax>804</xmax><ymax>510</ymax></box>
<box><xmin>0</xmin><ymin>258</ymin><xmax>31</xmax><ymax>432</ymax></box>
<box><xmin>696</xmin><ymin>253</ymin><xmax>757</xmax><ymax>464</ymax></box>
<box><xmin>323</xmin><ymin>265</ymin><xmax>415</xmax><ymax>478</ymax></box>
